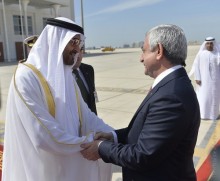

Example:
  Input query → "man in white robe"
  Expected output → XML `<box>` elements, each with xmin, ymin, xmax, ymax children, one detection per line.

<box><xmin>192</xmin><ymin>37</ymin><xmax>220</xmax><ymax>120</ymax></box>
<box><xmin>2</xmin><ymin>17</ymin><xmax>113</xmax><ymax>181</ymax></box>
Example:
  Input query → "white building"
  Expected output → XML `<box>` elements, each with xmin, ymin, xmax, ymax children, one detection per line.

<box><xmin>0</xmin><ymin>0</ymin><xmax>75</xmax><ymax>62</ymax></box>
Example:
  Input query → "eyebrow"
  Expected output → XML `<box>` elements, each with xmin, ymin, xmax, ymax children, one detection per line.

<box><xmin>72</xmin><ymin>38</ymin><xmax>80</xmax><ymax>40</ymax></box>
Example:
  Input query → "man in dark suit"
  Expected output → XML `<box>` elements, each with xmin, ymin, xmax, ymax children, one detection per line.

<box><xmin>72</xmin><ymin>47</ymin><xmax>98</xmax><ymax>114</ymax></box>
<box><xmin>80</xmin><ymin>24</ymin><xmax>200</xmax><ymax>181</ymax></box>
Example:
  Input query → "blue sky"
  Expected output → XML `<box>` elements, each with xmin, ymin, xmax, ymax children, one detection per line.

<box><xmin>74</xmin><ymin>0</ymin><xmax>220</xmax><ymax>48</ymax></box>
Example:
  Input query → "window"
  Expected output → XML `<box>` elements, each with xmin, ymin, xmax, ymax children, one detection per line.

<box><xmin>27</xmin><ymin>16</ymin><xmax>33</xmax><ymax>35</ymax></box>
<box><xmin>13</xmin><ymin>15</ymin><xmax>33</xmax><ymax>35</ymax></box>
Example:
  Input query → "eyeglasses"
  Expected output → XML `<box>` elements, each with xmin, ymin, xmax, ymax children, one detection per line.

<box><xmin>70</xmin><ymin>38</ymin><xmax>81</xmax><ymax>46</ymax></box>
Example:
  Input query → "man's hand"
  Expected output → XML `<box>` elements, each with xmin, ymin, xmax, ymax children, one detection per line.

<box><xmin>94</xmin><ymin>132</ymin><xmax>114</xmax><ymax>142</ymax></box>
<box><xmin>195</xmin><ymin>80</ymin><xmax>201</xmax><ymax>86</ymax></box>
<box><xmin>80</xmin><ymin>140</ymin><xmax>101</xmax><ymax>161</ymax></box>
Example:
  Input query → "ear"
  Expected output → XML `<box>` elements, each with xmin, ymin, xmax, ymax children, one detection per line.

<box><xmin>156</xmin><ymin>43</ymin><xmax>163</xmax><ymax>60</ymax></box>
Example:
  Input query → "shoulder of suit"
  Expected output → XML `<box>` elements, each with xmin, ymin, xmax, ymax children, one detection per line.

<box><xmin>80</xmin><ymin>63</ymin><xmax>94</xmax><ymax>70</ymax></box>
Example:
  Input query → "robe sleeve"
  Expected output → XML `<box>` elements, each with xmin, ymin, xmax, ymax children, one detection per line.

<box><xmin>79</xmin><ymin>94</ymin><xmax>114</xmax><ymax>135</ymax></box>
<box><xmin>194</xmin><ymin>53</ymin><xmax>201</xmax><ymax>81</ymax></box>
<box><xmin>13</xmin><ymin>65</ymin><xmax>112</xmax><ymax>155</ymax></box>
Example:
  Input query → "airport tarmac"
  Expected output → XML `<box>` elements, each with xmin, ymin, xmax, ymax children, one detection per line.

<box><xmin>0</xmin><ymin>46</ymin><xmax>219</xmax><ymax>181</ymax></box>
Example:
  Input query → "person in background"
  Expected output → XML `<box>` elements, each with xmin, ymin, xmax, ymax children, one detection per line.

<box><xmin>2</xmin><ymin>17</ymin><xmax>113</xmax><ymax>181</ymax></box>
<box><xmin>81</xmin><ymin>24</ymin><xmax>200</xmax><ymax>181</ymax></box>
<box><xmin>24</xmin><ymin>35</ymin><xmax>38</xmax><ymax>54</ymax></box>
<box><xmin>19</xmin><ymin>35</ymin><xmax>38</xmax><ymax>63</ymax></box>
<box><xmin>191</xmin><ymin>37</ymin><xmax>220</xmax><ymax>120</ymax></box>
<box><xmin>72</xmin><ymin>46</ymin><xmax>98</xmax><ymax>114</ymax></box>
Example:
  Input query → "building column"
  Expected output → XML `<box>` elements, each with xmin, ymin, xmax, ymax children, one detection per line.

<box><xmin>80</xmin><ymin>0</ymin><xmax>85</xmax><ymax>50</ymax></box>
<box><xmin>21</xmin><ymin>0</ymin><xmax>30</xmax><ymax>37</ymax></box>
<box><xmin>70</xmin><ymin>0</ymin><xmax>75</xmax><ymax>21</ymax></box>
<box><xmin>80</xmin><ymin>0</ymin><xmax>84</xmax><ymax>28</ymax></box>
<box><xmin>2</xmin><ymin>0</ymin><xmax>11</xmax><ymax>62</ymax></box>
<box><xmin>52</xmin><ymin>4</ymin><xmax>61</xmax><ymax>17</ymax></box>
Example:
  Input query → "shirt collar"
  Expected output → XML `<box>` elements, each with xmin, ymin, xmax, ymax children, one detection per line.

<box><xmin>152</xmin><ymin>65</ymin><xmax>182</xmax><ymax>88</ymax></box>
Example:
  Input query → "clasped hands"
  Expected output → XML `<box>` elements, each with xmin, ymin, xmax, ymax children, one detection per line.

<box><xmin>80</xmin><ymin>132</ymin><xmax>113</xmax><ymax>161</ymax></box>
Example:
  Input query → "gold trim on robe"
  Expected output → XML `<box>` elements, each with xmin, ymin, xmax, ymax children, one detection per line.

<box><xmin>22</xmin><ymin>63</ymin><xmax>55</xmax><ymax>117</ymax></box>
<box><xmin>13</xmin><ymin>63</ymin><xmax>93</xmax><ymax>145</ymax></box>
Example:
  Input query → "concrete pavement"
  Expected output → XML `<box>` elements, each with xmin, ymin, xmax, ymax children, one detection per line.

<box><xmin>0</xmin><ymin>47</ymin><xmax>219</xmax><ymax>181</ymax></box>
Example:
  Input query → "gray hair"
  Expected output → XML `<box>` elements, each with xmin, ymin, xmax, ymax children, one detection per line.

<box><xmin>147</xmin><ymin>24</ymin><xmax>187</xmax><ymax>66</ymax></box>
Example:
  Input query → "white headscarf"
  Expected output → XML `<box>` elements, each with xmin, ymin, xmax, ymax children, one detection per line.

<box><xmin>26</xmin><ymin>17</ymin><xmax>85</xmax><ymax>132</ymax></box>
<box><xmin>188</xmin><ymin>37</ymin><xmax>220</xmax><ymax>77</ymax></box>
<box><xmin>197</xmin><ymin>37</ymin><xmax>218</xmax><ymax>52</ymax></box>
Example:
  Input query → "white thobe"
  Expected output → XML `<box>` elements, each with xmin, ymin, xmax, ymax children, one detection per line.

<box><xmin>2</xmin><ymin>64</ymin><xmax>113</xmax><ymax>181</ymax></box>
<box><xmin>194</xmin><ymin>50</ymin><xmax>220</xmax><ymax>120</ymax></box>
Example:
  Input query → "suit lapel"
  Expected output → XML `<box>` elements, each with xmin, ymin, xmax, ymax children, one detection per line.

<box><xmin>79</xmin><ymin>65</ymin><xmax>93</xmax><ymax>93</ymax></box>
<box><xmin>131</xmin><ymin>68</ymin><xmax>188</xmax><ymax>124</ymax></box>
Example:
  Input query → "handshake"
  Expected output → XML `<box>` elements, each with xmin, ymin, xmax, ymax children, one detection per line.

<box><xmin>80</xmin><ymin>132</ymin><xmax>114</xmax><ymax>161</ymax></box>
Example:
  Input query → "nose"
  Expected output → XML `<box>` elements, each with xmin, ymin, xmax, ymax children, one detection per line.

<box><xmin>140</xmin><ymin>54</ymin><xmax>144</xmax><ymax>63</ymax></box>
<box><xmin>74</xmin><ymin>45</ymin><xmax>81</xmax><ymax>53</ymax></box>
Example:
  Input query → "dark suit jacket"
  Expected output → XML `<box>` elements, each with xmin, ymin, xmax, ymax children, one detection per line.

<box><xmin>79</xmin><ymin>63</ymin><xmax>97</xmax><ymax>115</ymax></box>
<box><xmin>99</xmin><ymin>68</ymin><xmax>200</xmax><ymax>181</ymax></box>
